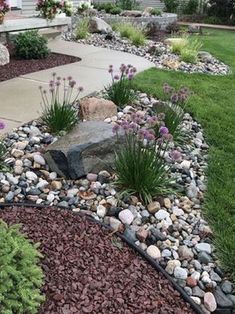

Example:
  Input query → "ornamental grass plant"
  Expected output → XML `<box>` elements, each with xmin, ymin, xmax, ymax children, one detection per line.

<box><xmin>105</xmin><ymin>64</ymin><xmax>137</xmax><ymax>107</ymax></box>
<box><xmin>75</xmin><ymin>18</ymin><xmax>90</xmax><ymax>39</ymax></box>
<box><xmin>117</xmin><ymin>23</ymin><xmax>146</xmax><ymax>46</ymax></box>
<box><xmin>113</xmin><ymin>113</ymin><xmax>177</xmax><ymax>204</ymax></box>
<box><xmin>40</xmin><ymin>73</ymin><xmax>83</xmax><ymax>134</ymax></box>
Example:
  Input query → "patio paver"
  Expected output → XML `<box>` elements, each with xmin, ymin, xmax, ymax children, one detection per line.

<box><xmin>0</xmin><ymin>40</ymin><xmax>154</xmax><ymax>133</ymax></box>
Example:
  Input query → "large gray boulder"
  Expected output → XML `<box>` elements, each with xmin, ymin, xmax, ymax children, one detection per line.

<box><xmin>0</xmin><ymin>44</ymin><xmax>10</xmax><ymax>66</ymax></box>
<box><xmin>44</xmin><ymin>121</ymin><xmax>125</xmax><ymax>179</ymax></box>
<box><xmin>89</xmin><ymin>17</ymin><xmax>112</xmax><ymax>34</ymax></box>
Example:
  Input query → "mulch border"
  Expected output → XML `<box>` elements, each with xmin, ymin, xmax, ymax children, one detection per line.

<box><xmin>0</xmin><ymin>202</ymin><xmax>204</xmax><ymax>314</ymax></box>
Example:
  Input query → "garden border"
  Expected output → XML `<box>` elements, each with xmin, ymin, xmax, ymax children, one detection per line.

<box><xmin>0</xmin><ymin>202</ymin><xmax>204</xmax><ymax>314</ymax></box>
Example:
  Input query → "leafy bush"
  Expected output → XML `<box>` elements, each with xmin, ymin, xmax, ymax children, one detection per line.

<box><xmin>36</xmin><ymin>0</ymin><xmax>73</xmax><ymax>20</ymax></box>
<box><xmin>14</xmin><ymin>31</ymin><xmax>50</xmax><ymax>60</ymax></box>
<box><xmin>208</xmin><ymin>0</ymin><xmax>235</xmax><ymax>22</ymax></box>
<box><xmin>105</xmin><ymin>64</ymin><xmax>137</xmax><ymax>107</ymax></box>
<box><xmin>117</xmin><ymin>23</ymin><xmax>146</xmax><ymax>46</ymax></box>
<box><xmin>161</xmin><ymin>0</ymin><xmax>179</xmax><ymax>13</ymax></box>
<box><xmin>182</xmin><ymin>0</ymin><xmax>199</xmax><ymax>15</ymax></box>
<box><xmin>40</xmin><ymin>73</ymin><xmax>83</xmax><ymax>134</ymax></box>
<box><xmin>116</xmin><ymin>0</ymin><xmax>138</xmax><ymax>10</ymax></box>
<box><xmin>75</xmin><ymin>18</ymin><xmax>89</xmax><ymax>39</ymax></box>
<box><xmin>109</xmin><ymin>6</ymin><xmax>122</xmax><ymax>14</ymax></box>
<box><xmin>165</xmin><ymin>21</ymin><xmax>180</xmax><ymax>33</ymax></box>
<box><xmin>0</xmin><ymin>220</ymin><xmax>44</xmax><ymax>314</ymax></box>
<box><xmin>150</xmin><ymin>8</ymin><xmax>162</xmax><ymax>15</ymax></box>
<box><xmin>77</xmin><ymin>0</ymin><xmax>93</xmax><ymax>13</ymax></box>
<box><xmin>113</xmin><ymin>115</ymin><xmax>173</xmax><ymax>204</ymax></box>
<box><xmin>93</xmin><ymin>2</ymin><xmax>119</xmax><ymax>13</ymax></box>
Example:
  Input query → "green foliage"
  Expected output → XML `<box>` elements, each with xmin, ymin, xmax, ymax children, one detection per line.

<box><xmin>41</xmin><ymin>101</ymin><xmax>78</xmax><ymax>135</ymax></box>
<box><xmin>14</xmin><ymin>30</ymin><xmax>50</xmax><ymax>60</ymax></box>
<box><xmin>0</xmin><ymin>142</ymin><xmax>9</xmax><ymax>172</ymax></box>
<box><xmin>115</xmin><ymin>133</ymin><xmax>171</xmax><ymax>204</ymax></box>
<box><xmin>105</xmin><ymin>64</ymin><xmax>137</xmax><ymax>108</ymax></box>
<box><xmin>150</xmin><ymin>8</ymin><xmax>162</xmax><ymax>16</ymax></box>
<box><xmin>116</xmin><ymin>0</ymin><xmax>138</xmax><ymax>10</ymax></box>
<box><xmin>109</xmin><ymin>6</ymin><xmax>122</xmax><ymax>14</ymax></box>
<box><xmin>208</xmin><ymin>0</ymin><xmax>235</xmax><ymax>22</ymax></box>
<box><xmin>161</xmin><ymin>0</ymin><xmax>179</xmax><ymax>13</ymax></box>
<box><xmin>93</xmin><ymin>2</ymin><xmax>119</xmax><ymax>13</ymax></box>
<box><xmin>170</xmin><ymin>38</ymin><xmax>187</xmax><ymax>54</ymax></box>
<box><xmin>0</xmin><ymin>220</ymin><xmax>44</xmax><ymax>314</ymax></box>
<box><xmin>180</xmin><ymin>38</ymin><xmax>202</xmax><ymax>63</ymax></box>
<box><xmin>182</xmin><ymin>0</ymin><xmax>199</xmax><ymax>15</ymax></box>
<box><xmin>133</xmin><ymin>29</ymin><xmax>235</xmax><ymax>279</ymax></box>
<box><xmin>117</xmin><ymin>23</ymin><xmax>146</xmax><ymax>46</ymax></box>
<box><xmin>75</xmin><ymin>18</ymin><xmax>89</xmax><ymax>39</ymax></box>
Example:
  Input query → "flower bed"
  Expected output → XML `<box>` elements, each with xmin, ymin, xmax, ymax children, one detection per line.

<box><xmin>64</xmin><ymin>29</ymin><xmax>230</xmax><ymax>75</ymax></box>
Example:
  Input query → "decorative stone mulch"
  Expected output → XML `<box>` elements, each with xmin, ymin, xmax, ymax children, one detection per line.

<box><xmin>63</xmin><ymin>31</ymin><xmax>230</xmax><ymax>75</ymax></box>
<box><xmin>0</xmin><ymin>92</ymin><xmax>235</xmax><ymax>313</ymax></box>
<box><xmin>0</xmin><ymin>206</ymin><xmax>194</xmax><ymax>314</ymax></box>
<box><xmin>0</xmin><ymin>53</ymin><xmax>80</xmax><ymax>82</ymax></box>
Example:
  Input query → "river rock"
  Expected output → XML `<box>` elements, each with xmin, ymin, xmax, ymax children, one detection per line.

<box><xmin>44</xmin><ymin>121</ymin><xmax>125</xmax><ymax>179</ymax></box>
<box><xmin>80</xmin><ymin>97</ymin><xmax>117</xmax><ymax>121</ymax></box>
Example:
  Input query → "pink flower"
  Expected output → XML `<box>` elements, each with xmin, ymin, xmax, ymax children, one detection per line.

<box><xmin>159</xmin><ymin>126</ymin><xmax>169</xmax><ymax>135</ymax></box>
<box><xmin>170</xmin><ymin>150</ymin><xmax>182</xmax><ymax>161</ymax></box>
<box><xmin>0</xmin><ymin>121</ymin><xmax>5</xmax><ymax>129</ymax></box>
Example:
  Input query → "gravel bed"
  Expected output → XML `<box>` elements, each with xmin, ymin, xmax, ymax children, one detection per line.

<box><xmin>63</xmin><ymin>32</ymin><xmax>230</xmax><ymax>75</ymax></box>
<box><xmin>0</xmin><ymin>92</ymin><xmax>235</xmax><ymax>312</ymax></box>
<box><xmin>0</xmin><ymin>206</ymin><xmax>194</xmax><ymax>314</ymax></box>
<box><xmin>0</xmin><ymin>53</ymin><xmax>80</xmax><ymax>82</ymax></box>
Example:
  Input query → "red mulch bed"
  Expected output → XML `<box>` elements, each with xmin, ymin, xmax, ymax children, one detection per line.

<box><xmin>0</xmin><ymin>206</ymin><xmax>195</xmax><ymax>314</ymax></box>
<box><xmin>0</xmin><ymin>53</ymin><xmax>80</xmax><ymax>82</ymax></box>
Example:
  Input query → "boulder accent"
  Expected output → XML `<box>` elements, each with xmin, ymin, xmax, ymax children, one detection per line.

<box><xmin>89</xmin><ymin>17</ymin><xmax>112</xmax><ymax>34</ymax></box>
<box><xmin>0</xmin><ymin>43</ymin><xmax>10</xmax><ymax>66</ymax></box>
<box><xmin>121</xmin><ymin>10</ymin><xmax>142</xmax><ymax>17</ymax></box>
<box><xmin>80</xmin><ymin>97</ymin><xmax>117</xmax><ymax>121</ymax></box>
<box><xmin>44</xmin><ymin>121</ymin><xmax>125</xmax><ymax>179</ymax></box>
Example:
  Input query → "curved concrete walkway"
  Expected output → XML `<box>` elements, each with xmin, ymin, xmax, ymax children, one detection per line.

<box><xmin>0</xmin><ymin>40</ymin><xmax>154</xmax><ymax>133</ymax></box>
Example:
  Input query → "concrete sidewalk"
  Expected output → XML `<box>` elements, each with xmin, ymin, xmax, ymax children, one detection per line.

<box><xmin>0</xmin><ymin>40</ymin><xmax>154</xmax><ymax>133</ymax></box>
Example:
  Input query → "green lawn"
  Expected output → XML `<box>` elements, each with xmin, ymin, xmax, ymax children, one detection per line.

<box><xmin>134</xmin><ymin>29</ymin><xmax>235</xmax><ymax>279</ymax></box>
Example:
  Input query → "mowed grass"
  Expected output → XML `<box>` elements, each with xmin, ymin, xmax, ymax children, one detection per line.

<box><xmin>133</xmin><ymin>29</ymin><xmax>235</xmax><ymax>279</ymax></box>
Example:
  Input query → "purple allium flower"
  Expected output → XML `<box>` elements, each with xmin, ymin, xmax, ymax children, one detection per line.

<box><xmin>171</xmin><ymin>93</ymin><xmax>179</xmax><ymax>104</ymax></box>
<box><xmin>52</xmin><ymin>72</ymin><xmax>56</xmax><ymax>77</ymax></box>
<box><xmin>0</xmin><ymin>121</ymin><xmax>5</xmax><ymax>129</ymax></box>
<box><xmin>114</xmin><ymin>74</ymin><xmax>120</xmax><ymax>80</ymax></box>
<box><xmin>145</xmin><ymin>131</ymin><xmax>155</xmax><ymax>141</ymax></box>
<box><xmin>162</xmin><ymin>133</ymin><xmax>173</xmax><ymax>141</ymax></box>
<box><xmin>163</xmin><ymin>83</ymin><xmax>171</xmax><ymax>94</ymax></box>
<box><xmin>112</xmin><ymin>124</ymin><xmax>120</xmax><ymax>133</ymax></box>
<box><xmin>170</xmin><ymin>150</ymin><xmax>182</xmax><ymax>161</ymax></box>
<box><xmin>78</xmin><ymin>86</ymin><xmax>84</xmax><ymax>92</ymax></box>
<box><xmin>128</xmin><ymin>73</ymin><xmax>134</xmax><ymax>80</ymax></box>
<box><xmin>67</xmin><ymin>76</ymin><xmax>72</xmax><ymax>81</ymax></box>
<box><xmin>108</xmin><ymin>68</ymin><xmax>113</xmax><ymax>73</ymax></box>
<box><xmin>132</xmin><ymin>67</ymin><xmax>137</xmax><ymax>73</ymax></box>
<box><xmin>147</xmin><ymin>116</ymin><xmax>158</xmax><ymax>126</ymax></box>
<box><xmin>159</xmin><ymin>126</ymin><xmax>169</xmax><ymax>135</ymax></box>
<box><xmin>49</xmin><ymin>88</ymin><xmax>55</xmax><ymax>93</ymax></box>
<box><xmin>43</xmin><ymin>90</ymin><xmax>47</xmax><ymax>94</ymax></box>
<box><xmin>57</xmin><ymin>76</ymin><xmax>61</xmax><ymax>81</ymax></box>
<box><xmin>56</xmin><ymin>81</ymin><xmax>61</xmax><ymax>87</ymax></box>
<box><xmin>69</xmin><ymin>80</ymin><xmax>76</xmax><ymax>88</ymax></box>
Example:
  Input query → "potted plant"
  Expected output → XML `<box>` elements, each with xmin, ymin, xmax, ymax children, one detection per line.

<box><xmin>0</xmin><ymin>0</ymin><xmax>10</xmax><ymax>24</ymax></box>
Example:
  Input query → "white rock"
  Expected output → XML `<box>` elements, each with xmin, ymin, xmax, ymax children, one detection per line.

<box><xmin>11</xmin><ymin>149</ymin><xmax>24</xmax><ymax>158</ymax></box>
<box><xmin>97</xmin><ymin>204</ymin><xmax>107</xmax><ymax>218</ymax></box>
<box><xmin>190</xmin><ymin>296</ymin><xmax>201</xmax><ymax>305</ymax></box>
<box><xmin>204</xmin><ymin>292</ymin><xmax>217</xmax><ymax>312</ymax></box>
<box><xmin>36</xmin><ymin>180</ymin><xmax>49</xmax><ymax>190</ymax></box>
<box><xmin>172</xmin><ymin>206</ymin><xmax>184</xmax><ymax>216</ymax></box>
<box><xmin>146</xmin><ymin>245</ymin><xmax>161</xmax><ymax>259</ymax></box>
<box><xmin>195</xmin><ymin>243</ymin><xmax>212</xmax><ymax>254</ymax></box>
<box><xmin>47</xmin><ymin>194</ymin><xmax>55</xmax><ymax>203</ymax></box>
<box><xmin>181</xmin><ymin>160</ymin><xmax>191</xmax><ymax>170</ymax></box>
<box><xmin>109</xmin><ymin>217</ymin><xmax>122</xmax><ymax>230</ymax></box>
<box><xmin>67</xmin><ymin>188</ymin><xmax>79</xmax><ymax>197</ymax></box>
<box><xmin>0</xmin><ymin>43</ymin><xmax>10</xmax><ymax>66</ymax></box>
<box><xmin>174</xmin><ymin>266</ymin><xmax>188</xmax><ymax>280</ymax></box>
<box><xmin>33</xmin><ymin>154</ymin><xmax>46</xmax><ymax>165</ymax></box>
<box><xmin>155</xmin><ymin>209</ymin><xmax>169</xmax><ymax>220</ymax></box>
<box><xmin>118</xmin><ymin>209</ymin><xmax>134</xmax><ymax>225</ymax></box>
<box><xmin>14</xmin><ymin>166</ymin><xmax>23</xmax><ymax>175</ymax></box>
<box><xmin>166</xmin><ymin>260</ymin><xmax>181</xmax><ymax>274</ymax></box>
<box><xmin>25</xmin><ymin>171</ymin><xmax>38</xmax><ymax>182</ymax></box>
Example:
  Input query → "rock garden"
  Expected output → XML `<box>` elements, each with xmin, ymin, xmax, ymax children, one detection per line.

<box><xmin>0</xmin><ymin>1</ymin><xmax>235</xmax><ymax>313</ymax></box>
<box><xmin>0</xmin><ymin>58</ymin><xmax>235</xmax><ymax>313</ymax></box>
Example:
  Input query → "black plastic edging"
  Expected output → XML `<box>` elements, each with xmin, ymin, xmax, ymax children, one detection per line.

<box><xmin>0</xmin><ymin>202</ymin><xmax>204</xmax><ymax>314</ymax></box>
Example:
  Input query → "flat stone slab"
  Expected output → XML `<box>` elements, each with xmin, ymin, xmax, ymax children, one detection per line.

<box><xmin>44</xmin><ymin>121</ymin><xmax>124</xmax><ymax>179</ymax></box>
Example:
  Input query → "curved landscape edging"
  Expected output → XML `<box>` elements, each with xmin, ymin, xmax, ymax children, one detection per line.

<box><xmin>0</xmin><ymin>202</ymin><xmax>203</xmax><ymax>314</ymax></box>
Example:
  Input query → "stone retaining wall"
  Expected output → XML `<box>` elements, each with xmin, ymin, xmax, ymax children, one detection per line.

<box><xmin>73</xmin><ymin>13</ymin><xmax>177</xmax><ymax>31</ymax></box>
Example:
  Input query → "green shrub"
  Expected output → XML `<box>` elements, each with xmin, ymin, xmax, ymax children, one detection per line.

<box><xmin>116</xmin><ymin>0</ymin><xmax>138</xmax><ymax>10</ymax></box>
<box><xmin>40</xmin><ymin>74</ymin><xmax>83</xmax><ymax>134</ymax></box>
<box><xmin>114</xmin><ymin>129</ymin><xmax>172</xmax><ymax>204</ymax></box>
<box><xmin>75</xmin><ymin>18</ymin><xmax>89</xmax><ymax>40</ymax></box>
<box><xmin>14</xmin><ymin>30</ymin><xmax>50</xmax><ymax>60</ymax></box>
<box><xmin>105</xmin><ymin>64</ymin><xmax>137</xmax><ymax>107</ymax></box>
<box><xmin>0</xmin><ymin>220</ymin><xmax>44</xmax><ymax>314</ymax></box>
<box><xmin>161</xmin><ymin>0</ymin><xmax>179</xmax><ymax>13</ymax></box>
<box><xmin>109</xmin><ymin>6</ymin><xmax>122</xmax><ymax>14</ymax></box>
<box><xmin>182</xmin><ymin>0</ymin><xmax>198</xmax><ymax>15</ymax></box>
<box><xmin>118</xmin><ymin>23</ymin><xmax>135</xmax><ymax>38</ymax></box>
<box><xmin>150</xmin><ymin>8</ymin><xmax>162</xmax><ymax>16</ymax></box>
